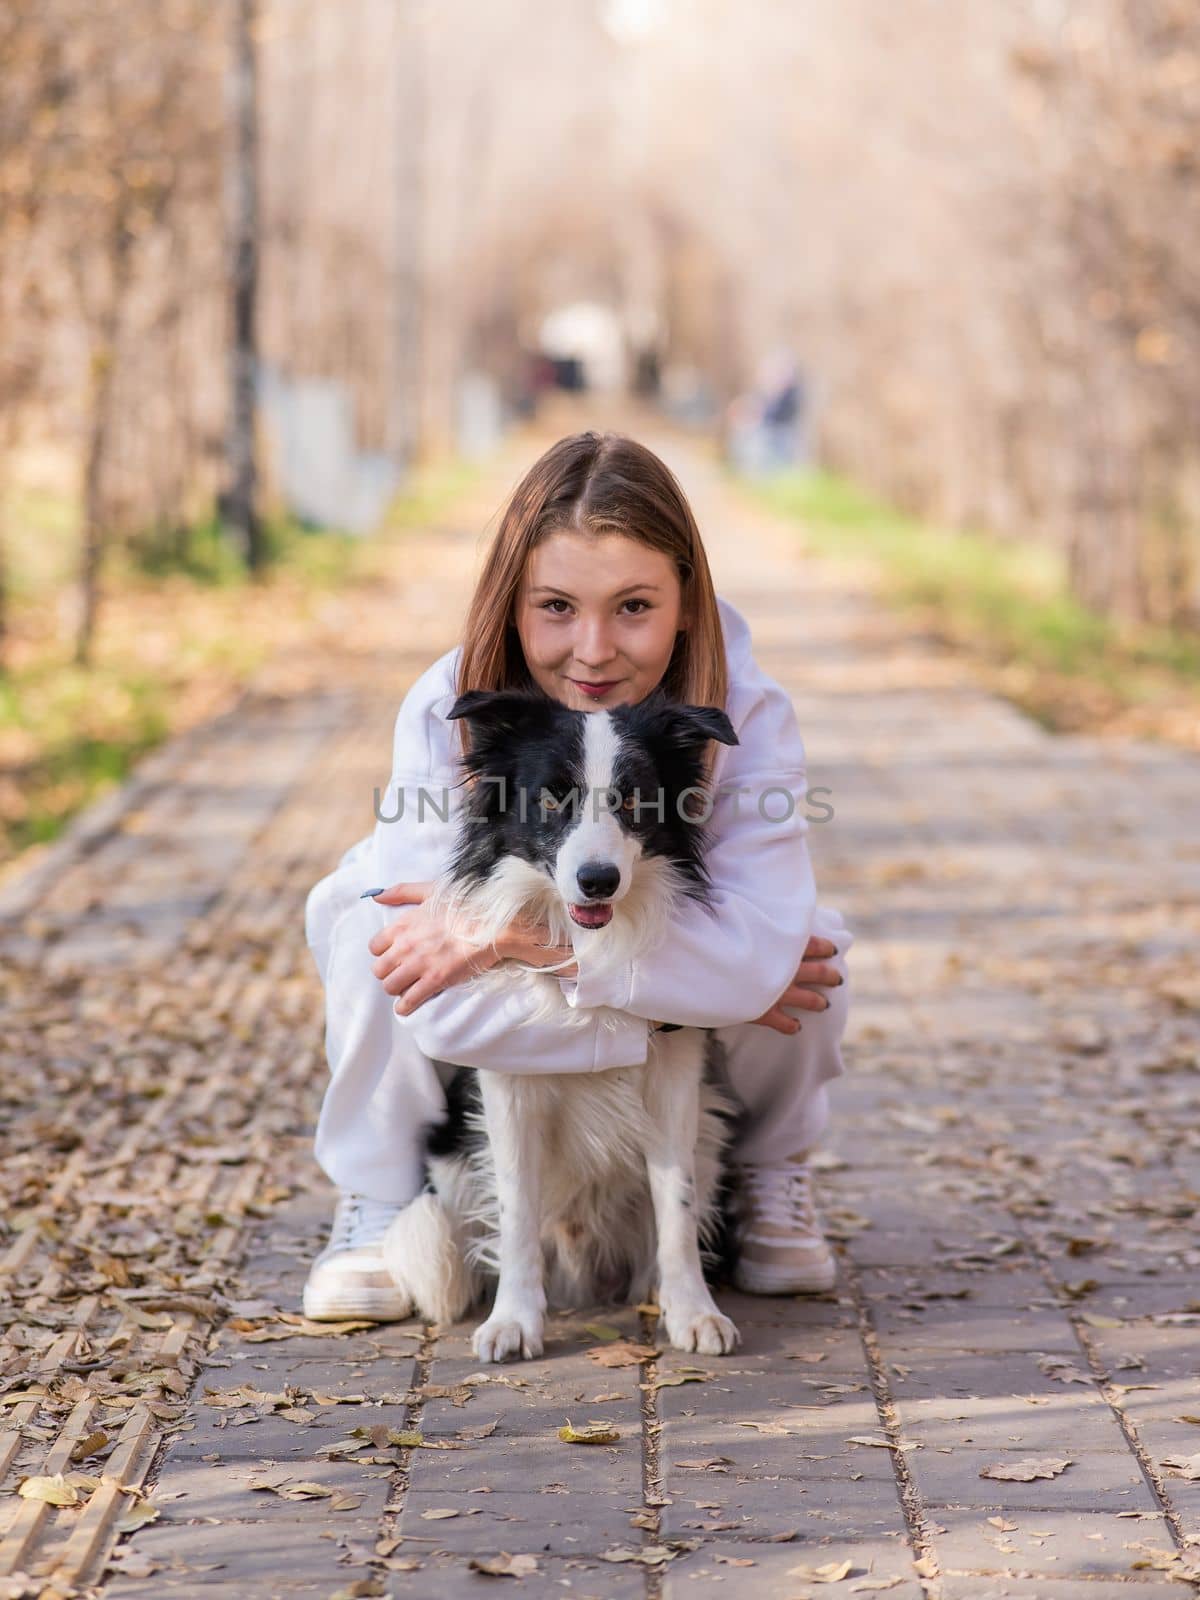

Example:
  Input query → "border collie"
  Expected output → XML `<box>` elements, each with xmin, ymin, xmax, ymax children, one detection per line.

<box><xmin>383</xmin><ymin>687</ymin><xmax>743</xmax><ymax>1362</ymax></box>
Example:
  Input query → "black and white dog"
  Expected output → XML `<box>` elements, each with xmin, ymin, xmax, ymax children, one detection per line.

<box><xmin>383</xmin><ymin>687</ymin><xmax>742</xmax><ymax>1362</ymax></box>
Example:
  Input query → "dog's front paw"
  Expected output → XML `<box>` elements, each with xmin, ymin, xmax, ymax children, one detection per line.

<box><xmin>472</xmin><ymin>1313</ymin><xmax>544</xmax><ymax>1363</ymax></box>
<box><xmin>663</xmin><ymin>1304</ymin><xmax>740</xmax><ymax>1356</ymax></box>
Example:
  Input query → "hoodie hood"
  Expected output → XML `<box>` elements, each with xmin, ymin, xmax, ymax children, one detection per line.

<box><xmin>716</xmin><ymin>594</ymin><xmax>754</xmax><ymax>672</ymax></box>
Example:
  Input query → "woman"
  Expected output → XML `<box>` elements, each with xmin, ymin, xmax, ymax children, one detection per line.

<box><xmin>303</xmin><ymin>431</ymin><xmax>852</xmax><ymax>1320</ymax></box>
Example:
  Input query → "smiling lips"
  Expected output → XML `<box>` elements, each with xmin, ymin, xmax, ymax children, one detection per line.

<box><xmin>572</xmin><ymin>679</ymin><xmax>620</xmax><ymax>700</ymax></box>
<box><xmin>569</xmin><ymin>903</ymin><xmax>613</xmax><ymax>929</ymax></box>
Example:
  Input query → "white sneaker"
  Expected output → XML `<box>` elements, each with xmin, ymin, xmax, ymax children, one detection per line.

<box><xmin>302</xmin><ymin>1192</ymin><xmax>414</xmax><ymax>1321</ymax></box>
<box><xmin>731</xmin><ymin>1152</ymin><xmax>838</xmax><ymax>1295</ymax></box>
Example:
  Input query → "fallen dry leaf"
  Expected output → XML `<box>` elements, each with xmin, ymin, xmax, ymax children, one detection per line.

<box><xmin>114</xmin><ymin>1500</ymin><xmax>161</xmax><ymax>1533</ymax></box>
<box><xmin>249</xmin><ymin>1478</ymin><xmax>335</xmax><ymax>1500</ymax></box>
<box><xmin>18</xmin><ymin>1473</ymin><xmax>84</xmax><ymax>1507</ymax></box>
<box><xmin>69</xmin><ymin>1430</ymin><xmax>111</xmax><ymax>1462</ymax></box>
<box><xmin>468</xmin><ymin>1552</ymin><xmax>540</xmax><ymax>1577</ymax></box>
<box><xmin>1037</xmin><ymin>1355</ymin><xmax>1092</xmax><ymax>1385</ymax></box>
<box><xmin>602</xmin><ymin>1546</ymin><xmax>680</xmax><ymax>1566</ymax></box>
<box><xmin>457</xmin><ymin>1421</ymin><xmax>499</xmax><ymax>1441</ymax></box>
<box><xmin>980</xmin><ymin>1457</ymin><xmax>1072</xmax><ymax>1482</ymax></box>
<box><xmin>787</xmin><ymin>1557</ymin><xmax>855</xmax><ymax>1582</ymax></box>
<box><xmin>586</xmin><ymin>1341</ymin><xmax>659</xmax><ymax>1368</ymax></box>
<box><xmin>558</xmin><ymin>1420</ymin><xmax>620</xmax><ymax>1445</ymax></box>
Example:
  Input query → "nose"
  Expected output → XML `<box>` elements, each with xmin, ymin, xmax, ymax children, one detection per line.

<box><xmin>576</xmin><ymin>860</ymin><xmax>620</xmax><ymax>901</ymax></box>
<box><xmin>574</xmin><ymin>616</ymin><xmax>618</xmax><ymax>667</ymax></box>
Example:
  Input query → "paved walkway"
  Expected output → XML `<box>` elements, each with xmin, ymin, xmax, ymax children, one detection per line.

<box><xmin>2</xmin><ymin>408</ymin><xmax>1199</xmax><ymax>1599</ymax></box>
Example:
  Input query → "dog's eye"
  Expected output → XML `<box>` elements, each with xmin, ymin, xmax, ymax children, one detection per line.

<box><xmin>621</xmin><ymin>794</ymin><xmax>639</xmax><ymax>812</ymax></box>
<box><xmin>540</xmin><ymin>791</ymin><xmax>560</xmax><ymax>811</ymax></box>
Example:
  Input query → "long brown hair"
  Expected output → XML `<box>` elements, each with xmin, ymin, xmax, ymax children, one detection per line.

<box><xmin>455</xmin><ymin>432</ymin><xmax>728</xmax><ymax>769</ymax></box>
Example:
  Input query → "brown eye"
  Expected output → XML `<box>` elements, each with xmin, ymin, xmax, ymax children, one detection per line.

<box><xmin>540</xmin><ymin>791</ymin><xmax>559</xmax><ymax>811</ymax></box>
<box><xmin>621</xmin><ymin>794</ymin><xmax>638</xmax><ymax>812</ymax></box>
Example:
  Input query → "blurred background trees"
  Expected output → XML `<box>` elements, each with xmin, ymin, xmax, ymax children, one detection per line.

<box><xmin>1</xmin><ymin>0</ymin><xmax>1199</xmax><ymax>680</ymax></box>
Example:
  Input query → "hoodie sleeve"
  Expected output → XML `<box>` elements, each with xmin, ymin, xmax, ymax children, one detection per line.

<box><xmin>405</xmin><ymin>981</ymin><xmax>649</xmax><ymax>1073</ymax></box>
<box><xmin>367</xmin><ymin>691</ymin><xmax>649</xmax><ymax>1074</ymax></box>
<box><xmin>555</xmin><ymin>679</ymin><xmax>819</xmax><ymax>1029</ymax></box>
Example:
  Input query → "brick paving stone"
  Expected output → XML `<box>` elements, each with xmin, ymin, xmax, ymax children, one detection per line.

<box><xmin>872</xmin><ymin>1313</ymin><xmax>1084</xmax><ymax>1355</ymax></box>
<box><xmin>894</xmin><ymin>1392</ymin><xmax>1132</xmax><ymax>1454</ymax></box>
<box><xmin>380</xmin><ymin>1553</ymin><xmax>647</xmax><ymax>1599</ymax></box>
<box><xmin>661</xmin><ymin>1535</ymin><xmax>919</xmax><ymax>1597</ymax></box>
<box><xmin>858</xmin><ymin>1266</ymin><xmax>1057</xmax><ymax>1310</ymax></box>
<box><xmin>937</xmin><ymin>1582</ymin><xmax>1179</xmax><ymax>1600</ymax></box>
<box><xmin>660</xmin><ymin>1470</ymin><xmax>908</xmax><ymax>1542</ymax></box>
<box><xmin>884</xmin><ymin>1351</ymin><xmax>1104</xmax><ymax>1401</ymax></box>
<box><xmin>910</xmin><ymin>1448</ymin><xmax>1159</xmax><ymax>1513</ymax></box>
<box><xmin>148</xmin><ymin>1455</ymin><xmax>395</xmax><ymax>1524</ymax></box>
<box><xmin>103</xmin><ymin>1519</ymin><xmax>369</xmax><ymax>1592</ymax></box>
<box><xmin>932</xmin><ymin>1505</ymin><xmax>1176</xmax><ymax>1578</ymax></box>
<box><xmin>397</xmin><ymin>1488</ymin><xmax>640</xmax><ymax>1553</ymax></box>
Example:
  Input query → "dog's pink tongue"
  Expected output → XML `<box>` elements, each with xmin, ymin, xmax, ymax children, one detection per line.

<box><xmin>569</xmin><ymin>902</ymin><xmax>613</xmax><ymax>929</ymax></box>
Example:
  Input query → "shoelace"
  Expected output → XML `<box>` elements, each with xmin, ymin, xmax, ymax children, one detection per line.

<box><xmin>328</xmin><ymin>1193</ymin><xmax>404</xmax><ymax>1252</ymax></box>
<box><xmin>736</xmin><ymin>1164</ymin><xmax>818</xmax><ymax>1231</ymax></box>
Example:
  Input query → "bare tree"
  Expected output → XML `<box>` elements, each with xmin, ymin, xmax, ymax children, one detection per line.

<box><xmin>224</xmin><ymin>0</ymin><xmax>263</xmax><ymax>571</ymax></box>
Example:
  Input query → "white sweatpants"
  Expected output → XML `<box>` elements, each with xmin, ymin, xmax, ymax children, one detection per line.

<box><xmin>304</xmin><ymin>839</ymin><xmax>854</xmax><ymax>1205</ymax></box>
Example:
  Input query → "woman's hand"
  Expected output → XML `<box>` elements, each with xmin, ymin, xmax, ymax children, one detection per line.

<box><xmin>751</xmin><ymin>934</ymin><xmax>844</xmax><ymax>1036</ymax></box>
<box><xmin>366</xmin><ymin>882</ymin><xmax>500</xmax><ymax>1015</ymax></box>
<box><xmin>494</xmin><ymin>910</ymin><xmax>578</xmax><ymax>978</ymax></box>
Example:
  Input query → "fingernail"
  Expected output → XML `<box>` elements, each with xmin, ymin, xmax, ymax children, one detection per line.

<box><xmin>359</xmin><ymin>887</ymin><xmax>386</xmax><ymax>899</ymax></box>
<box><xmin>835</xmin><ymin>975</ymin><xmax>845</xmax><ymax>986</ymax></box>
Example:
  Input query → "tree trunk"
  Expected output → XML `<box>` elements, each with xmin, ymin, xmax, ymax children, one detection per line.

<box><xmin>75</xmin><ymin>215</ymin><xmax>133</xmax><ymax>670</ymax></box>
<box><xmin>224</xmin><ymin>0</ymin><xmax>263</xmax><ymax>572</ymax></box>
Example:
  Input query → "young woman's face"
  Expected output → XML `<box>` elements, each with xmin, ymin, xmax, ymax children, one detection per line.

<box><xmin>515</xmin><ymin>529</ymin><xmax>685</xmax><ymax>711</ymax></box>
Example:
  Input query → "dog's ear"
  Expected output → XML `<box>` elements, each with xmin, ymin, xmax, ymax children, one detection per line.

<box><xmin>674</xmin><ymin>705</ymin><xmax>739</xmax><ymax>748</ymax></box>
<box><xmin>633</xmin><ymin>692</ymin><xmax>738</xmax><ymax>751</ymax></box>
<box><xmin>446</xmin><ymin>689</ymin><xmax>553</xmax><ymax>735</ymax></box>
<box><xmin>448</xmin><ymin>691</ymin><xmax>540</xmax><ymax>729</ymax></box>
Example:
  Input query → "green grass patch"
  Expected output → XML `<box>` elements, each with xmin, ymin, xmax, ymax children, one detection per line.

<box><xmin>0</xmin><ymin>450</ymin><xmax>488</xmax><ymax>870</ymax></box>
<box><xmin>737</xmin><ymin>465</ymin><xmax>1200</xmax><ymax>709</ymax></box>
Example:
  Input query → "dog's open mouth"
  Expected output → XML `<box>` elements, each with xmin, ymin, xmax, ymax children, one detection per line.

<box><xmin>568</xmin><ymin>902</ymin><xmax>613</xmax><ymax>929</ymax></box>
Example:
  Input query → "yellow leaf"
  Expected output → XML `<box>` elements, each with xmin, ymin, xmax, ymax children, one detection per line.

<box><xmin>115</xmin><ymin>1500</ymin><xmax>160</xmax><ymax>1532</ymax></box>
<box><xmin>18</xmin><ymin>1473</ymin><xmax>80</xmax><ymax>1507</ymax></box>
<box><xmin>787</xmin><ymin>1557</ymin><xmax>855</xmax><ymax>1582</ymax></box>
<box><xmin>558</xmin><ymin>1420</ymin><xmax>621</xmax><ymax>1445</ymax></box>
<box><xmin>469</xmin><ymin>1553</ymin><xmax>539</xmax><ymax>1577</ymax></box>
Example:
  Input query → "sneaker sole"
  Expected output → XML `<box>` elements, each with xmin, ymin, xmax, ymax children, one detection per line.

<box><xmin>302</xmin><ymin>1284</ymin><xmax>413</xmax><ymax>1322</ymax></box>
<box><xmin>733</xmin><ymin>1260</ymin><xmax>838</xmax><ymax>1296</ymax></box>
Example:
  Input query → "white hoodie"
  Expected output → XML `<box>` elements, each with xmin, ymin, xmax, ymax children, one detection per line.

<box><xmin>347</xmin><ymin>595</ymin><xmax>820</xmax><ymax>1075</ymax></box>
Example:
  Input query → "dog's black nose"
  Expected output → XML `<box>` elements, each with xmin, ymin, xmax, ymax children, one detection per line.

<box><xmin>576</xmin><ymin>861</ymin><xmax>620</xmax><ymax>900</ymax></box>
